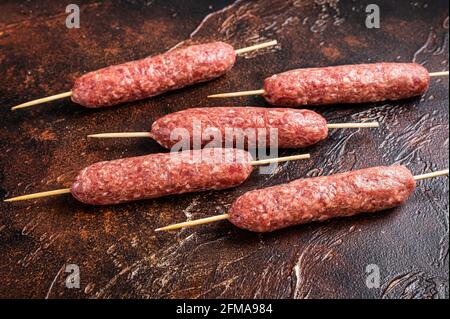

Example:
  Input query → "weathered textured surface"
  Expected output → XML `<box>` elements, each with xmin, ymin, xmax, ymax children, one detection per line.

<box><xmin>0</xmin><ymin>0</ymin><xmax>448</xmax><ymax>299</ymax></box>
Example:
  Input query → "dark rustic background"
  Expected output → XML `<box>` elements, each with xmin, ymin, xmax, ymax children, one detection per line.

<box><xmin>0</xmin><ymin>0</ymin><xmax>448</xmax><ymax>299</ymax></box>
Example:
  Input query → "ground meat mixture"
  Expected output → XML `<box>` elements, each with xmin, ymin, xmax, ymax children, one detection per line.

<box><xmin>228</xmin><ymin>165</ymin><xmax>416</xmax><ymax>232</ymax></box>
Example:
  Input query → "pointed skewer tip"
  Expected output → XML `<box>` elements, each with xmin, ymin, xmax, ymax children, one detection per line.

<box><xmin>10</xmin><ymin>91</ymin><xmax>73</xmax><ymax>111</ymax></box>
<box><xmin>155</xmin><ymin>214</ymin><xmax>230</xmax><ymax>232</ymax></box>
<box><xmin>87</xmin><ymin>132</ymin><xmax>152</xmax><ymax>139</ymax></box>
<box><xmin>3</xmin><ymin>188</ymin><xmax>71</xmax><ymax>202</ymax></box>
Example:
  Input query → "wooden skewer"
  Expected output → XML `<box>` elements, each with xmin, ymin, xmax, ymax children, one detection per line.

<box><xmin>155</xmin><ymin>168</ymin><xmax>449</xmax><ymax>232</ymax></box>
<box><xmin>429</xmin><ymin>71</ymin><xmax>449</xmax><ymax>77</ymax></box>
<box><xmin>326</xmin><ymin>122</ymin><xmax>379</xmax><ymax>129</ymax></box>
<box><xmin>208</xmin><ymin>89</ymin><xmax>265</xmax><ymax>99</ymax></box>
<box><xmin>9</xmin><ymin>41</ymin><xmax>277</xmax><ymax>111</ymax></box>
<box><xmin>156</xmin><ymin>214</ymin><xmax>230</xmax><ymax>232</ymax></box>
<box><xmin>11</xmin><ymin>91</ymin><xmax>73</xmax><ymax>111</ymax></box>
<box><xmin>87</xmin><ymin>122</ymin><xmax>379</xmax><ymax>139</ymax></box>
<box><xmin>249</xmin><ymin>153</ymin><xmax>309</xmax><ymax>166</ymax></box>
<box><xmin>3</xmin><ymin>188</ymin><xmax>72</xmax><ymax>202</ymax></box>
<box><xmin>3</xmin><ymin>152</ymin><xmax>309</xmax><ymax>203</ymax></box>
<box><xmin>208</xmin><ymin>71</ymin><xmax>449</xmax><ymax>99</ymax></box>
<box><xmin>235</xmin><ymin>40</ymin><xmax>277</xmax><ymax>55</ymax></box>
<box><xmin>413</xmin><ymin>169</ymin><xmax>449</xmax><ymax>181</ymax></box>
<box><xmin>88</xmin><ymin>132</ymin><xmax>154</xmax><ymax>138</ymax></box>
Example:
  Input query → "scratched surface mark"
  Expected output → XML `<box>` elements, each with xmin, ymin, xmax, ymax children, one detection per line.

<box><xmin>0</xmin><ymin>0</ymin><xmax>448</xmax><ymax>298</ymax></box>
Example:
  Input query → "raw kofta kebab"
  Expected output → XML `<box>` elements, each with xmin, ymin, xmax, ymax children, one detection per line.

<box><xmin>11</xmin><ymin>40</ymin><xmax>277</xmax><ymax>110</ymax></box>
<box><xmin>4</xmin><ymin>148</ymin><xmax>310</xmax><ymax>205</ymax></box>
<box><xmin>88</xmin><ymin>107</ymin><xmax>379</xmax><ymax>149</ymax></box>
<box><xmin>208</xmin><ymin>63</ymin><xmax>449</xmax><ymax>106</ymax></box>
<box><xmin>156</xmin><ymin>166</ymin><xmax>449</xmax><ymax>233</ymax></box>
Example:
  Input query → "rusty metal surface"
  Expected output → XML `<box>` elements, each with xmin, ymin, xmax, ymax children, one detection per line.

<box><xmin>0</xmin><ymin>0</ymin><xmax>448</xmax><ymax>299</ymax></box>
